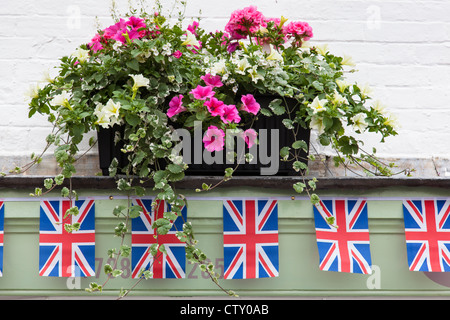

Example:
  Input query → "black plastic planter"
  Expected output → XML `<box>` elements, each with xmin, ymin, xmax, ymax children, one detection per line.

<box><xmin>97</xmin><ymin>95</ymin><xmax>310</xmax><ymax>176</ymax></box>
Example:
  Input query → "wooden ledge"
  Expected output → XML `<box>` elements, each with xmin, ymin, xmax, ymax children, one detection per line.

<box><xmin>0</xmin><ymin>175</ymin><xmax>449</xmax><ymax>191</ymax></box>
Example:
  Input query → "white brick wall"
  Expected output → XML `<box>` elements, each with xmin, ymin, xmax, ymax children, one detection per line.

<box><xmin>2</xmin><ymin>0</ymin><xmax>450</xmax><ymax>172</ymax></box>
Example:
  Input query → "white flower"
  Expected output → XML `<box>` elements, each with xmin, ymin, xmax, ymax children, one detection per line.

<box><xmin>332</xmin><ymin>91</ymin><xmax>347</xmax><ymax>105</ymax></box>
<box><xmin>24</xmin><ymin>83</ymin><xmax>40</xmax><ymax>100</ymax></box>
<box><xmin>310</xmin><ymin>116</ymin><xmax>325</xmax><ymax>134</ymax></box>
<box><xmin>210</xmin><ymin>59</ymin><xmax>227</xmax><ymax>75</ymax></box>
<box><xmin>315</xmin><ymin>43</ymin><xmax>328</xmax><ymax>56</ymax></box>
<box><xmin>309</xmin><ymin>96</ymin><xmax>328</xmax><ymax>114</ymax></box>
<box><xmin>383</xmin><ymin>112</ymin><xmax>400</xmax><ymax>129</ymax></box>
<box><xmin>358</xmin><ymin>83</ymin><xmax>373</xmax><ymax>99</ymax></box>
<box><xmin>94</xmin><ymin>100</ymin><xmax>121</xmax><ymax>128</ymax></box>
<box><xmin>266</xmin><ymin>45</ymin><xmax>283</xmax><ymax>62</ymax></box>
<box><xmin>249</xmin><ymin>66</ymin><xmax>264</xmax><ymax>83</ymax></box>
<box><xmin>71</xmin><ymin>48</ymin><xmax>90</xmax><ymax>63</ymax></box>
<box><xmin>371</xmin><ymin>100</ymin><xmax>387</xmax><ymax>114</ymax></box>
<box><xmin>181</xmin><ymin>31</ymin><xmax>200</xmax><ymax>48</ymax></box>
<box><xmin>130</xmin><ymin>74</ymin><xmax>149</xmax><ymax>90</ymax></box>
<box><xmin>336</xmin><ymin>79</ymin><xmax>350</xmax><ymax>93</ymax></box>
<box><xmin>41</xmin><ymin>68</ymin><xmax>55</xmax><ymax>84</ymax></box>
<box><xmin>351</xmin><ymin>113</ymin><xmax>368</xmax><ymax>132</ymax></box>
<box><xmin>103</xmin><ymin>99</ymin><xmax>121</xmax><ymax>118</ymax></box>
<box><xmin>95</xmin><ymin>111</ymin><xmax>111</xmax><ymax>128</ymax></box>
<box><xmin>235</xmin><ymin>57</ymin><xmax>250</xmax><ymax>75</ymax></box>
<box><xmin>50</xmin><ymin>91</ymin><xmax>72</xmax><ymax>109</ymax></box>
<box><xmin>341</xmin><ymin>54</ymin><xmax>356</xmax><ymax>67</ymax></box>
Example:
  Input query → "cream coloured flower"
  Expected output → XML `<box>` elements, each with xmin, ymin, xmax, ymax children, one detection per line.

<box><xmin>351</xmin><ymin>113</ymin><xmax>368</xmax><ymax>132</ymax></box>
<box><xmin>94</xmin><ymin>100</ymin><xmax>121</xmax><ymax>128</ymax></box>
<box><xmin>181</xmin><ymin>31</ymin><xmax>200</xmax><ymax>48</ymax></box>
<box><xmin>341</xmin><ymin>54</ymin><xmax>356</xmax><ymax>67</ymax></box>
<box><xmin>309</xmin><ymin>96</ymin><xmax>328</xmax><ymax>114</ymax></box>
<box><xmin>103</xmin><ymin>99</ymin><xmax>121</xmax><ymax>118</ymax></box>
<box><xmin>210</xmin><ymin>59</ymin><xmax>227</xmax><ymax>75</ymax></box>
<box><xmin>332</xmin><ymin>91</ymin><xmax>347</xmax><ymax>105</ymax></box>
<box><xmin>249</xmin><ymin>66</ymin><xmax>264</xmax><ymax>83</ymax></box>
<box><xmin>235</xmin><ymin>57</ymin><xmax>251</xmax><ymax>74</ymax></box>
<box><xmin>336</xmin><ymin>79</ymin><xmax>350</xmax><ymax>93</ymax></box>
<box><xmin>24</xmin><ymin>83</ymin><xmax>40</xmax><ymax>100</ymax></box>
<box><xmin>130</xmin><ymin>74</ymin><xmax>149</xmax><ymax>89</ymax></box>
<box><xmin>383</xmin><ymin>112</ymin><xmax>399</xmax><ymax>129</ymax></box>
<box><xmin>50</xmin><ymin>91</ymin><xmax>72</xmax><ymax>109</ymax></box>
<box><xmin>359</xmin><ymin>83</ymin><xmax>373</xmax><ymax>99</ymax></box>
<box><xmin>71</xmin><ymin>48</ymin><xmax>90</xmax><ymax>63</ymax></box>
<box><xmin>315</xmin><ymin>43</ymin><xmax>329</xmax><ymax>56</ymax></box>
<box><xmin>371</xmin><ymin>100</ymin><xmax>386</xmax><ymax>114</ymax></box>
<box><xmin>266</xmin><ymin>45</ymin><xmax>283</xmax><ymax>62</ymax></box>
<box><xmin>309</xmin><ymin>116</ymin><xmax>325</xmax><ymax>134</ymax></box>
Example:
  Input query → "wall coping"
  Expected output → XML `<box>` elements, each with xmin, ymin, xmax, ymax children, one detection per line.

<box><xmin>0</xmin><ymin>175</ymin><xmax>449</xmax><ymax>191</ymax></box>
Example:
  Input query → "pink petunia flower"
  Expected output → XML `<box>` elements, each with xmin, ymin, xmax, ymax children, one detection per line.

<box><xmin>187</xmin><ymin>21</ymin><xmax>200</xmax><ymax>36</ymax></box>
<box><xmin>225</xmin><ymin>6</ymin><xmax>266</xmax><ymax>39</ymax></box>
<box><xmin>242</xmin><ymin>128</ymin><xmax>258</xmax><ymax>148</ymax></box>
<box><xmin>220</xmin><ymin>104</ymin><xmax>241</xmax><ymax>124</ymax></box>
<box><xmin>167</xmin><ymin>94</ymin><xmax>186</xmax><ymax>118</ymax></box>
<box><xmin>204</xmin><ymin>97</ymin><xmax>225</xmax><ymax>117</ymax></box>
<box><xmin>190</xmin><ymin>85</ymin><xmax>215</xmax><ymax>100</ymax></box>
<box><xmin>126</xmin><ymin>16</ymin><xmax>147</xmax><ymax>30</ymax></box>
<box><xmin>172</xmin><ymin>50</ymin><xmax>183</xmax><ymax>59</ymax></box>
<box><xmin>240</xmin><ymin>94</ymin><xmax>260</xmax><ymax>115</ymax></box>
<box><xmin>103</xmin><ymin>19</ymin><xmax>127</xmax><ymax>40</ymax></box>
<box><xmin>201</xmin><ymin>74</ymin><xmax>223</xmax><ymax>88</ymax></box>
<box><xmin>203</xmin><ymin>125</ymin><xmax>225</xmax><ymax>152</ymax></box>
<box><xmin>89</xmin><ymin>33</ymin><xmax>104</xmax><ymax>53</ymax></box>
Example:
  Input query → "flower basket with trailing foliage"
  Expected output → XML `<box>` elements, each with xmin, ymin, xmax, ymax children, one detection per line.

<box><xmin>20</xmin><ymin>2</ymin><xmax>404</xmax><ymax>297</ymax></box>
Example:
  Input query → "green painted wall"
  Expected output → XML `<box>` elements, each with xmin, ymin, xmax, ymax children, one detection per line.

<box><xmin>1</xmin><ymin>185</ymin><xmax>450</xmax><ymax>298</ymax></box>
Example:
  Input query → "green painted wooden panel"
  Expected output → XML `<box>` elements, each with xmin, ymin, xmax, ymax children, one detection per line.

<box><xmin>1</xmin><ymin>186</ymin><xmax>450</xmax><ymax>297</ymax></box>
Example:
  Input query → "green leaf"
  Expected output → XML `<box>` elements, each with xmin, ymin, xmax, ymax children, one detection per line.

<box><xmin>268</xmin><ymin>99</ymin><xmax>285</xmax><ymax>115</ymax></box>
<box><xmin>280</xmin><ymin>146</ymin><xmax>290</xmax><ymax>160</ymax></box>
<box><xmin>293</xmin><ymin>182</ymin><xmax>305</xmax><ymax>194</ymax></box>
<box><xmin>126</xmin><ymin>59</ymin><xmax>140</xmax><ymax>71</ymax></box>
<box><xmin>259</xmin><ymin>108</ymin><xmax>272</xmax><ymax>117</ymax></box>
<box><xmin>282</xmin><ymin>118</ymin><xmax>294</xmax><ymax>129</ymax></box>
<box><xmin>129</xmin><ymin>205</ymin><xmax>142</xmax><ymax>219</ymax></box>
<box><xmin>167</xmin><ymin>163</ymin><xmax>183</xmax><ymax>174</ymax></box>
<box><xmin>292</xmin><ymin>160</ymin><xmax>308</xmax><ymax>172</ymax></box>
<box><xmin>292</xmin><ymin>140</ymin><xmax>308</xmax><ymax>151</ymax></box>
<box><xmin>44</xmin><ymin>178</ymin><xmax>53</xmax><ymax>190</ymax></box>
<box><xmin>125</xmin><ymin>113</ymin><xmax>140</xmax><ymax>127</ymax></box>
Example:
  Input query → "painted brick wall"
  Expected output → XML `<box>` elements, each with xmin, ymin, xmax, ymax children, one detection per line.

<box><xmin>2</xmin><ymin>0</ymin><xmax>450</xmax><ymax>173</ymax></box>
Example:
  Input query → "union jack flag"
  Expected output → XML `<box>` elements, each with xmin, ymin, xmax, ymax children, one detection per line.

<box><xmin>39</xmin><ymin>199</ymin><xmax>95</xmax><ymax>277</ymax></box>
<box><xmin>223</xmin><ymin>199</ymin><xmax>279</xmax><ymax>279</ymax></box>
<box><xmin>403</xmin><ymin>199</ymin><xmax>450</xmax><ymax>272</ymax></box>
<box><xmin>131</xmin><ymin>199</ymin><xmax>187</xmax><ymax>279</ymax></box>
<box><xmin>0</xmin><ymin>202</ymin><xmax>4</xmax><ymax>277</ymax></box>
<box><xmin>313</xmin><ymin>199</ymin><xmax>372</xmax><ymax>274</ymax></box>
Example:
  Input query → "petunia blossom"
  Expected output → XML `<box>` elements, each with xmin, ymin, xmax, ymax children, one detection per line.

<box><xmin>220</xmin><ymin>104</ymin><xmax>241</xmax><ymax>124</ymax></box>
<box><xmin>240</xmin><ymin>94</ymin><xmax>260</xmax><ymax>115</ymax></box>
<box><xmin>201</xmin><ymin>73</ymin><xmax>223</xmax><ymax>88</ymax></box>
<box><xmin>203</xmin><ymin>125</ymin><xmax>225</xmax><ymax>152</ymax></box>
<box><xmin>204</xmin><ymin>97</ymin><xmax>225</xmax><ymax>117</ymax></box>
<box><xmin>190</xmin><ymin>85</ymin><xmax>215</xmax><ymax>100</ymax></box>
<box><xmin>172</xmin><ymin>50</ymin><xmax>183</xmax><ymax>59</ymax></box>
<box><xmin>242</xmin><ymin>128</ymin><xmax>258</xmax><ymax>148</ymax></box>
<box><xmin>167</xmin><ymin>94</ymin><xmax>186</xmax><ymax>118</ymax></box>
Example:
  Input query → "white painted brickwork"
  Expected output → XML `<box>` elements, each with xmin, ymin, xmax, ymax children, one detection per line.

<box><xmin>1</xmin><ymin>0</ymin><xmax>450</xmax><ymax>174</ymax></box>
